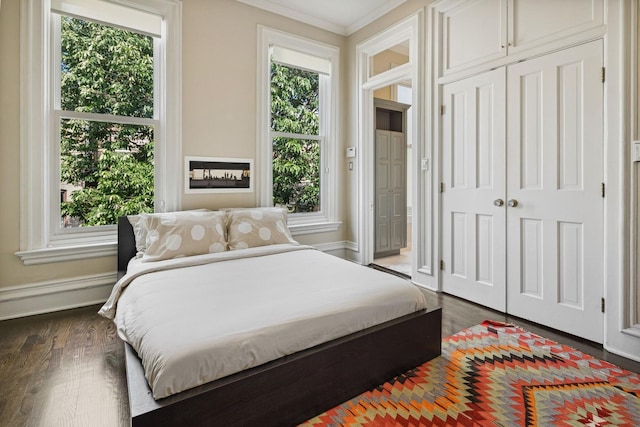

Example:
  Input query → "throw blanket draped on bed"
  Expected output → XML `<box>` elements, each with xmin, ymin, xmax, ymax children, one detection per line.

<box><xmin>99</xmin><ymin>244</ymin><xmax>427</xmax><ymax>399</ymax></box>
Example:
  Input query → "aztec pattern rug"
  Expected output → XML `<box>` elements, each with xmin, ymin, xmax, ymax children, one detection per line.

<box><xmin>301</xmin><ymin>321</ymin><xmax>640</xmax><ymax>426</ymax></box>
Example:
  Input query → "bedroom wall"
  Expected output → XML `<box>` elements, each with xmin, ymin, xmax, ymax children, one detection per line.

<box><xmin>180</xmin><ymin>0</ymin><xmax>346</xmax><ymax>248</ymax></box>
<box><xmin>1</xmin><ymin>1</ymin><xmax>111</xmax><ymax>292</ymax></box>
<box><xmin>0</xmin><ymin>0</ymin><xmax>346</xmax><ymax>316</ymax></box>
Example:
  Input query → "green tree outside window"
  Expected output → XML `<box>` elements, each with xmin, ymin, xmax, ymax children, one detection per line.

<box><xmin>270</xmin><ymin>63</ymin><xmax>321</xmax><ymax>213</ymax></box>
<box><xmin>59</xmin><ymin>17</ymin><xmax>155</xmax><ymax>227</ymax></box>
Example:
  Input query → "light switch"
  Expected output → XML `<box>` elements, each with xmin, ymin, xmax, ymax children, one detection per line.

<box><xmin>346</xmin><ymin>147</ymin><xmax>356</xmax><ymax>158</ymax></box>
<box><xmin>421</xmin><ymin>158</ymin><xmax>429</xmax><ymax>171</ymax></box>
<box><xmin>634</xmin><ymin>141</ymin><xmax>640</xmax><ymax>162</ymax></box>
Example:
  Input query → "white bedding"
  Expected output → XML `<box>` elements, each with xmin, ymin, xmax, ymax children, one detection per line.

<box><xmin>99</xmin><ymin>244</ymin><xmax>427</xmax><ymax>399</ymax></box>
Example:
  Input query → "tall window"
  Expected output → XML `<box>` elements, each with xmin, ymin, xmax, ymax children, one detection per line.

<box><xmin>18</xmin><ymin>0</ymin><xmax>181</xmax><ymax>264</ymax></box>
<box><xmin>270</xmin><ymin>60</ymin><xmax>321</xmax><ymax>213</ymax></box>
<box><xmin>258</xmin><ymin>28</ymin><xmax>339</xmax><ymax>232</ymax></box>
<box><xmin>56</xmin><ymin>16</ymin><xmax>156</xmax><ymax>228</ymax></box>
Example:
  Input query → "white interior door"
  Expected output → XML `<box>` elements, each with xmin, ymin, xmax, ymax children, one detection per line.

<box><xmin>506</xmin><ymin>41</ymin><xmax>604</xmax><ymax>343</ymax></box>
<box><xmin>441</xmin><ymin>68</ymin><xmax>507</xmax><ymax>311</ymax></box>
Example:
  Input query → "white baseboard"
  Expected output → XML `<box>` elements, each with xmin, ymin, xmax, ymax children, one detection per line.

<box><xmin>0</xmin><ymin>273</ymin><xmax>117</xmax><ymax>321</ymax></box>
<box><xmin>344</xmin><ymin>241</ymin><xmax>362</xmax><ymax>263</ymax></box>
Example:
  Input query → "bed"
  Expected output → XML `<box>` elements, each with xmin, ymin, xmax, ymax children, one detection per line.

<box><xmin>102</xmin><ymin>209</ymin><xmax>442</xmax><ymax>426</ymax></box>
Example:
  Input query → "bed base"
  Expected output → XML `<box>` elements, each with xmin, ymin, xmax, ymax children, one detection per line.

<box><xmin>117</xmin><ymin>216</ymin><xmax>442</xmax><ymax>426</ymax></box>
<box><xmin>125</xmin><ymin>306</ymin><xmax>442</xmax><ymax>427</ymax></box>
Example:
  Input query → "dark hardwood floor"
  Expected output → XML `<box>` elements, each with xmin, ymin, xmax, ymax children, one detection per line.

<box><xmin>1</xmin><ymin>289</ymin><xmax>639</xmax><ymax>426</ymax></box>
<box><xmin>0</xmin><ymin>304</ymin><xmax>129</xmax><ymax>427</ymax></box>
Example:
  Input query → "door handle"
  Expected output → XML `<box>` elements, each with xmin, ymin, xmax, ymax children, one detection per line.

<box><xmin>508</xmin><ymin>199</ymin><xmax>519</xmax><ymax>207</ymax></box>
<box><xmin>493</xmin><ymin>199</ymin><xmax>504</xmax><ymax>207</ymax></box>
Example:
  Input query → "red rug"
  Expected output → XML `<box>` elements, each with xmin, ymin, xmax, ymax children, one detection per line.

<box><xmin>301</xmin><ymin>321</ymin><xmax>640</xmax><ymax>426</ymax></box>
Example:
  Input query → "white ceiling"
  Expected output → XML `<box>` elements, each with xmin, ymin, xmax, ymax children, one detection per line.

<box><xmin>236</xmin><ymin>0</ymin><xmax>408</xmax><ymax>36</ymax></box>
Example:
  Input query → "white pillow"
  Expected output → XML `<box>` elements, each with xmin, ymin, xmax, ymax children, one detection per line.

<box><xmin>226</xmin><ymin>207</ymin><xmax>297</xmax><ymax>250</ymax></box>
<box><xmin>141</xmin><ymin>211</ymin><xmax>227</xmax><ymax>262</ymax></box>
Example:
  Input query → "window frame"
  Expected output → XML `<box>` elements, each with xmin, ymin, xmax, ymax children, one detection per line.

<box><xmin>16</xmin><ymin>0</ymin><xmax>182</xmax><ymax>265</ymax></box>
<box><xmin>257</xmin><ymin>26</ymin><xmax>340</xmax><ymax>234</ymax></box>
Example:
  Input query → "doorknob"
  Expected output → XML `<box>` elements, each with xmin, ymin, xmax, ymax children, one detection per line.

<box><xmin>493</xmin><ymin>199</ymin><xmax>504</xmax><ymax>207</ymax></box>
<box><xmin>508</xmin><ymin>199</ymin><xmax>519</xmax><ymax>207</ymax></box>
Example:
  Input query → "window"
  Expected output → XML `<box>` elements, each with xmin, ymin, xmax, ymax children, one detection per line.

<box><xmin>17</xmin><ymin>0</ymin><xmax>182</xmax><ymax>265</ymax></box>
<box><xmin>271</xmin><ymin>61</ymin><xmax>321</xmax><ymax>213</ymax></box>
<box><xmin>56</xmin><ymin>17</ymin><xmax>155</xmax><ymax>228</ymax></box>
<box><xmin>257</xmin><ymin>27</ymin><xmax>340</xmax><ymax>233</ymax></box>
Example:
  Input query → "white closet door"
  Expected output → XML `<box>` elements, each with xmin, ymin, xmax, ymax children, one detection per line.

<box><xmin>506</xmin><ymin>41</ymin><xmax>604</xmax><ymax>343</ymax></box>
<box><xmin>441</xmin><ymin>68</ymin><xmax>506</xmax><ymax>311</ymax></box>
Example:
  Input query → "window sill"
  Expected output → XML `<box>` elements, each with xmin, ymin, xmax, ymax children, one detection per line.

<box><xmin>15</xmin><ymin>241</ymin><xmax>117</xmax><ymax>265</ymax></box>
<box><xmin>15</xmin><ymin>221</ymin><xmax>340</xmax><ymax>265</ymax></box>
<box><xmin>289</xmin><ymin>221</ymin><xmax>341</xmax><ymax>236</ymax></box>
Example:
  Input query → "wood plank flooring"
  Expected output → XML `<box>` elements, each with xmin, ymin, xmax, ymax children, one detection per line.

<box><xmin>1</xmin><ymin>289</ymin><xmax>638</xmax><ymax>427</ymax></box>
<box><xmin>0</xmin><ymin>305</ymin><xmax>129</xmax><ymax>427</ymax></box>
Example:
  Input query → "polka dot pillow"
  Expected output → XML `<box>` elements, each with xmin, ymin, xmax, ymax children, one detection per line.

<box><xmin>142</xmin><ymin>211</ymin><xmax>227</xmax><ymax>262</ymax></box>
<box><xmin>226</xmin><ymin>208</ymin><xmax>297</xmax><ymax>250</ymax></box>
<box><xmin>128</xmin><ymin>209</ymin><xmax>210</xmax><ymax>257</ymax></box>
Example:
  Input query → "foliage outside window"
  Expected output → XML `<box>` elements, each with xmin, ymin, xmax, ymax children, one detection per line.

<box><xmin>59</xmin><ymin>17</ymin><xmax>155</xmax><ymax>227</ymax></box>
<box><xmin>270</xmin><ymin>63</ymin><xmax>321</xmax><ymax>213</ymax></box>
<box><xmin>257</xmin><ymin>27</ymin><xmax>338</xmax><ymax>234</ymax></box>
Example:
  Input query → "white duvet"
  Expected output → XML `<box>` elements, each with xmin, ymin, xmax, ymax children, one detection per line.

<box><xmin>99</xmin><ymin>244</ymin><xmax>427</xmax><ymax>399</ymax></box>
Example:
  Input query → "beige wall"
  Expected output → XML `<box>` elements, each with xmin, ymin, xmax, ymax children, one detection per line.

<box><xmin>0</xmin><ymin>0</ymin><xmax>109</xmax><ymax>289</ymax></box>
<box><xmin>0</xmin><ymin>0</ymin><xmax>347</xmax><ymax>290</ymax></box>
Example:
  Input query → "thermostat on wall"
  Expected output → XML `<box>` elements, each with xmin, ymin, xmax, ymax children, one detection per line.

<box><xmin>346</xmin><ymin>147</ymin><xmax>356</xmax><ymax>158</ymax></box>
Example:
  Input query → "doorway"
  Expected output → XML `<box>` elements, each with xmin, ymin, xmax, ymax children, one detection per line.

<box><xmin>355</xmin><ymin>12</ymin><xmax>432</xmax><ymax>287</ymax></box>
<box><xmin>373</xmin><ymin>84</ymin><xmax>413</xmax><ymax>277</ymax></box>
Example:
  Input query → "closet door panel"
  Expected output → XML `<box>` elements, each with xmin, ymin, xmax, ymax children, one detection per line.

<box><xmin>375</xmin><ymin>131</ymin><xmax>391</xmax><ymax>255</ymax></box>
<box><xmin>508</xmin><ymin>0</ymin><xmax>604</xmax><ymax>56</ymax></box>
<box><xmin>375</xmin><ymin>127</ymin><xmax>407</xmax><ymax>256</ymax></box>
<box><xmin>519</xmin><ymin>71</ymin><xmax>543</xmax><ymax>190</ymax></box>
<box><xmin>390</xmin><ymin>132</ymin><xmax>407</xmax><ymax>249</ymax></box>
<box><xmin>506</xmin><ymin>41</ymin><xmax>604</xmax><ymax>343</ymax></box>
<box><xmin>441</xmin><ymin>68</ymin><xmax>506</xmax><ymax>311</ymax></box>
<box><xmin>437</xmin><ymin>0</ymin><xmax>507</xmax><ymax>76</ymax></box>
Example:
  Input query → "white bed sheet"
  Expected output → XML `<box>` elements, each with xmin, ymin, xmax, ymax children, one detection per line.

<box><xmin>99</xmin><ymin>244</ymin><xmax>427</xmax><ymax>399</ymax></box>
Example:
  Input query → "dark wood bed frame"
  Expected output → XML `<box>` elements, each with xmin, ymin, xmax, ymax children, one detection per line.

<box><xmin>117</xmin><ymin>216</ymin><xmax>442</xmax><ymax>426</ymax></box>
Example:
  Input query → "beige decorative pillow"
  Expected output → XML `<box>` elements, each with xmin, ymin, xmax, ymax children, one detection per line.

<box><xmin>226</xmin><ymin>208</ymin><xmax>297</xmax><ymax>250</ymax></box>
<box><xmin>129</xmin><ymin>209</ymin><xmax>210</xmax><ymax>257</ymax></box>
<box><xmin>142</xmin><ymin>211</ymin><xmax>227</xmax><ymax>262</ymax></box>
<box><xmin>127</xmin><ymin>214</ymin><xmax>147</xmax><ymax>256</ymax></box>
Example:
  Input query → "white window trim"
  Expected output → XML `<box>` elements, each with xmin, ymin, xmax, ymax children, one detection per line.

<box><xmin>16</xmin><ymin>0</ymin><xmax>182</xmax><ymax>265</ymax></box>
<box><xmin>256</xmin><ymin>26</ymin><xmax>340</xmax><ymax>235</ymax></box>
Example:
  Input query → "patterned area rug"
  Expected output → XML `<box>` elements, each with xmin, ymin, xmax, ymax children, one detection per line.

<box><xmin>301</xmin><ymin>321</ymin><xmax>640</xmax><ymax>426</ymax></box>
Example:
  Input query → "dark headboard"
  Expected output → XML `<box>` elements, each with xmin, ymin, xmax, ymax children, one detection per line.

<box><xmin>117</xmin><ymin>216</ymin><xmax>136</xmax><ymax>278</ymax></box>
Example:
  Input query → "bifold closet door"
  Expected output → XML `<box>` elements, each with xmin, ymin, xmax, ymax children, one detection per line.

<box><xmin>441</xmin><ymin>68</ymin><xmax>507</xmax><ymax>311</ymax></box>
<box><xmin>375</xmin><ymin>129</ymin><xmax>407</xmax><ymax>257</ymax></box>
<box><xmin>506</xmin><ymin>40</ymin><xmax>604</xmax><ymax>343</ymax></box>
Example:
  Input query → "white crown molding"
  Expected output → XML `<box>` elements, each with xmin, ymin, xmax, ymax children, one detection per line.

<box><xmin>237</xmin><ymin>0</ymin><xmax>407</xmax><ymax>36</ymax></box>
<box><xmin>345</xmin><ymin>0</ymin><xmax>408</xmax><ymax>36</ymax></box>
<box><xmin>239</xmin><ymin>0</ymin><xmax>344</xmax><ymax>34</ymax></box>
